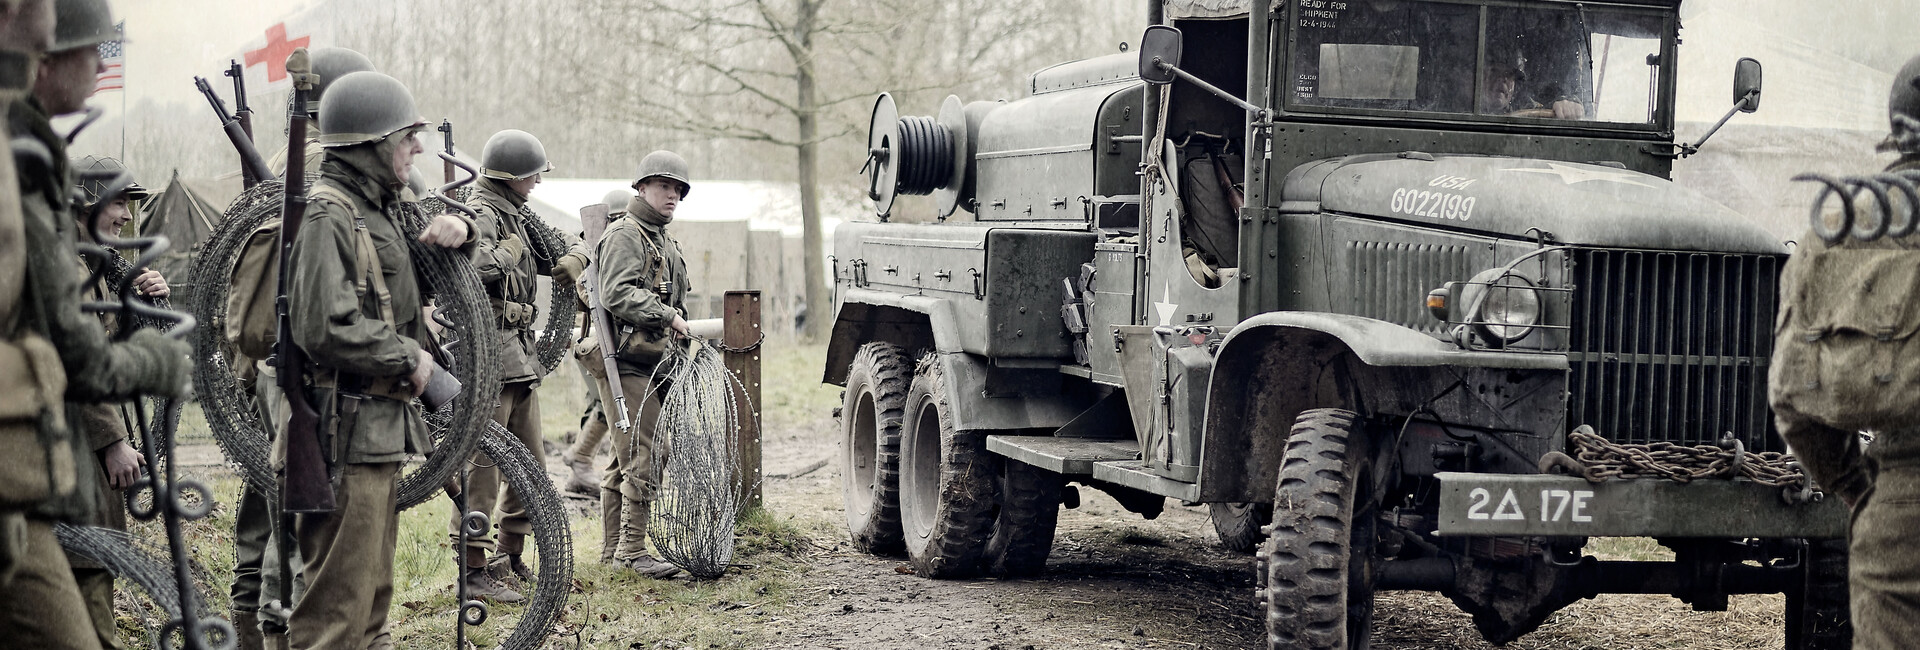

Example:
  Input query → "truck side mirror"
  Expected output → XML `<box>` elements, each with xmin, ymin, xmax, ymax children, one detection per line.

<box><xmin>1733</xmin><ymin>57</ymin><xmax>1762</xmax><ymax>113</ymax></box>
<box><xmin>1138</xmin><ymin>25</ymin><xmax>1182</xmax><ymax>85</ymax></box>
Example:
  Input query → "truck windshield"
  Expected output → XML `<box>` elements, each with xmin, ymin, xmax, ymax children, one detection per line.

<box><xmin>1286</xmin><ymin>0</ymin><xmax>1670</xmax><ymax>126</ymax></box>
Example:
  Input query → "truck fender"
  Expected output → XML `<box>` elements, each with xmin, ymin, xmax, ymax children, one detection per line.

<box><xmin>823</xmin><ymin>288</ymin><xmax>959</xmax><ymax>386</ymax></box>
<box><xmin>825</xmin><ymin>289</ymin><xmax>1086</xmax><ymax>432</ymax></box>
<box><xmin>1193</xmin><ymin>312</ymin><xmax>1567</xmax><ymax>503</ymax></box>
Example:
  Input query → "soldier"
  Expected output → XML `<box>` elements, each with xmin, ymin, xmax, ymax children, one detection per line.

<box><xmin>4</xmin><ymin>0</ymin><xmax>193</xmax><ymax>647</ymax></box>
<box><xmin>67</xmin><ymin>155</ymin><xmax>162</xmax><ymax>650</ymax></box>
<box><xmin>1775</xmin><ymin>54</ymin><xmax>1920</xmax><ymax>650</ymax></box>
<box><xmin>595</xmin><ymin>151</ymin><xmax>693</xmax><ymax>579</ymax></box>
<box><xmin>451</xmin><ymin>128</ymin><xmax>586</xmax><ymax>602</ymax></box>
<box><xmin>563</xmin><ymin>188</ymin><xmax>635</xmax><ymax>499</ymax></box>
<box><xmin>230</xmin><ymin>45</ymin><xmax>376</xmax><ymax>650</ymax></box>
<box><xmin>284</xmin><ymin>70</ymin><xmax>472</xmax><ymax>650</ymax></box>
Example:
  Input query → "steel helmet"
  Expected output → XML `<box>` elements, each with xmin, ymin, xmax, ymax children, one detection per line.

<box><xmin>1882</xmin><ymin>54</ymin><xmax>1920</xmax><ymax>154</ymax></box>
<box><xmin>602</xmin><ymin>188</ymin><xmax>633</xmax><ymax>211</ymax></box>
<box><xmin>318</xmin><ymin>71</ymin><xmax>427</xmax><ymax>148</ymax></box>
<box><xmin>50</xmin><ymin>0</ymin><xmax>117</xmax><ymax>53</ymax></box>
<box><xmin>480</xmin><ymin>129</ymin><xmax>554</xmax><ymax>180</ymax></box>
<box><xmin>632</xmin><ymin>150</ymin><xmax>691</xmax><ymax>197</ymax></box>
<box><xmin>71</xmin><ymin>154</ymin><xmax>149</xmax><ymax>210</ymax></box>
<box><xmin>307</xmin><ymin>47</ymin><xmax>377</xmax><ymax>114</ymax></box>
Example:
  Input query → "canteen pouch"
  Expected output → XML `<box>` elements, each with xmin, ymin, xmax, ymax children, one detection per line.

<box><xmin>0</xmin><ymin>335</ymin><xmax>74</xmax><ymax>508</ymax></box>
<box><xmin>1769</xmin><ymin>242</ymin><xmax>1920</xmax><ymax>431</ymax></box>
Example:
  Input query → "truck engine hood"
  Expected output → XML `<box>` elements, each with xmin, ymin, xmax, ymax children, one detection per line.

<box><xmin>1288</xmin><ymin>154</ymin><xmax>1785</xmax><ymax>254</ymax></box>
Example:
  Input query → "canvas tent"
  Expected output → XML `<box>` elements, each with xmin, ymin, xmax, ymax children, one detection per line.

<box><xmin>137</xmin><ymin>169</ymin><xmax>226</xmax><ymax>308</ymax></box>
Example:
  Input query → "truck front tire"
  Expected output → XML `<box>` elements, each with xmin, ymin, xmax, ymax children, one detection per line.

<box><xmin>1261</xmin><ymin>408</ymin><xmax>1381</xmax><ymax>650</ymax></box>
<box><xmin>842</xmin><ymin>342</ymin><xmax>913</xmax><ymax>555</ymax></box>
<box><xmin>899</xmin><ymin>356</ymin><xmax>995</xmax><ymax>578</ymax></box>
<box><xmin>1786</xmin><ymin>538</ymin><xmax>1852</xmax><ymax>650</ymax></box>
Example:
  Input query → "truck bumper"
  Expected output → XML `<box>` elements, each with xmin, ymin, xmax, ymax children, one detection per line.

<box><xmin>1434</xmin><ymin>472</ymin><xmax>1847</xmax><ymax>538</ymax></box>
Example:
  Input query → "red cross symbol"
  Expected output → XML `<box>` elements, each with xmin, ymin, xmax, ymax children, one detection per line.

<box><xmin>243</xmin><ymin>23</ymin><xmax>311</xmax><ymax>83</ymax></box>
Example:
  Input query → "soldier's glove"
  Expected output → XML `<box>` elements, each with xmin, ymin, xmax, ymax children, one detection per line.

<box><xmin>553</xmin><ymin>250</ymin><xmax>588</xmax><ymax>286</ymax></box>
<box><xmin>497</xmin><ymin>234</ymin><xmax>527</xmax><ymax>264</ymax></box>
<box><xmin>122</xmin><ymin>328</ymin><xmax>193</xmax><ymax>398</ymax></box>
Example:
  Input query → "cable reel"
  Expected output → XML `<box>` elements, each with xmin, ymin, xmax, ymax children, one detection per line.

<box><xmin>865</xmin><ymin>94</ymin><xmax>972</xmax><ymax>220</ymax></box>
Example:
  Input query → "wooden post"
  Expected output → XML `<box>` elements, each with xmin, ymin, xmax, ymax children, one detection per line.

<box><xmin>723</xmin><ymin>291</ymin><xmax>764</xmax><ymax>510</ymax></box>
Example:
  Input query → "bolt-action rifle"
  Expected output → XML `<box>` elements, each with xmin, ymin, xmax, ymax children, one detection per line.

<box><xmin>193</xmin><ymin>74</ymin><xmax>272</xmax><ymax>189</ymax></box>
<box><xmin>579</xmin><ymin>203</ymin><xmax>633</xmax><ymax>433</ymax></box>
<box><xmin>224</xmin><ymin>59</ymin><xmax>254</xmax><ymax>185</ymax></box>
<box><xmin>276</xmin><ymin>48</ymin><xmax>333</xmax><ymax>515</ymax></box>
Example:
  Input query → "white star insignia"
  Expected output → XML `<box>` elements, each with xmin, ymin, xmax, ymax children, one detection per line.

<box><xmin>1154</xmin><ymin>283</ymin><xmax>1177</xmax><ymax>327</ymax></box>
<box><xmin>1504</xmin><ymin>162</ymin><xmax>1656</xmax><ymax>189</ymax></box>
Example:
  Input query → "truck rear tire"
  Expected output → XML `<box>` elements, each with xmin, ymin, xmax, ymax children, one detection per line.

<box><xmin>1786</xmin><ymin>538</ymin><xmax>1852</xmax><ymax>650</ymax></box>
<box><xmin>842</xmin><ymin>342</ymin><xmax>913</xmax><ymax>555</ymax></box>
<box><xmin>899</xmin><ymin>357</ymin><xmax>995</xmax><ymax>578</ymax></box>
<box><xmin>1211</xmin><ymin>502</ymin><xmax>1273</xmax><ymax>553</ymax></box>
<box><xmin>1261</xmin><ymin>408</ymin><xmax>1380</xmax><ymax>650</ymax></box>
<box><xmin>983</xmin><ymin>460</ymin><xmax>1062</xmax><ymax>577</ymax></box>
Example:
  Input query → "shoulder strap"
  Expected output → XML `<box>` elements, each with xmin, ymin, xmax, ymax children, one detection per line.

<box><xmin>312</xmin><ymin>184</ymin><xmax>396</xmax><ymax>324</ymax></box>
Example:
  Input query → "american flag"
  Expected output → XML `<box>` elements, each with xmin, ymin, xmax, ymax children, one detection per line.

<box><xmin>94</xmin><ymin>21</ymin><xmax>124</xmax><ymax>93</ymax></box>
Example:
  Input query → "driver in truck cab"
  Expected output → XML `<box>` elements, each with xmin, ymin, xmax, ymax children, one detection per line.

<box><xmin>1477</xmin><ymin>51</ymin><xmax>1586</xmax><ymax>120</ymax></box>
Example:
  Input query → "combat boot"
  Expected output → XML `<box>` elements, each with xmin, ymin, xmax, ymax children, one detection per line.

<box><xmin>231</xmin><ymin>609</ymin><xmax>263</xmax><ymax>650</ymax></box>
<box><xmin>463</xmin><ymin>566</ymin><xmax>526</xmax><ymax>604</ymax></box>
<box><xmin>621</xmin><ymin>554</ymin><xmax>684</xmax><ymax>580</ymax></box>
<box><xmin>487</xmin><ymin>551</ymin><xmax>535</xmax><ymax>586</ymax></box>
<box><xmin>599</xmin><ymin>487</ymin><xmax>621</xmax><ymax>564</ymax></box>
<box><xmin>565</xmin><ymin>456</ymin><xmax>600</xmax><ymax>495</ymax></box>
<box><xmin>462</xmin><ymin>547</ymin><xmax>524</xmax><ymax>603</ymax></box>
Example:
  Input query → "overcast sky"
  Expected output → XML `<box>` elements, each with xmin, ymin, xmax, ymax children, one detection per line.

<box><xmin>114</xmin><ymin>0</ymin><xmax>306</xmax><ymax>107</ymax></box>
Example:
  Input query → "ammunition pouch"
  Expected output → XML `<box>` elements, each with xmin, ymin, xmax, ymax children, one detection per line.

<box><xmin>615</xmin><ymin>324</ymin><xmax>668</xmax><ymax>369</ymax></box>
<box><xmin>1770</xmin><ymin>242</ymin><xmax>1920</xmax><ymax>431</ymax></box>
<box><xmin>491</xmin><ymin>298</ymin><xmax>537</xmax><ymax>331</ymax></box>
<box><xmin>0</xmin><ymin>334</ymin><xmax>76</xmax><ymax>509</ymax></box>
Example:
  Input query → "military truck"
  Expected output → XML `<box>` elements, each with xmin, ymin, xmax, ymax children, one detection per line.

<box><xmin>824</xmin><ymin>0</ymin><xmax>1850</xmax><ymax>647</ymax></box>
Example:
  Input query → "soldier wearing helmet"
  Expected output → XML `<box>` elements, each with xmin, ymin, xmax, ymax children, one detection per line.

<box><xmin>1775</xmin><ymin>53</ymin><xmax>1920</xmax><ymax>650</ymax></box>
<box><xmin>282</xmin><ymin>70</ymin><xmax>473</xmax><ymax>650</ymax></box>
<box><xmin>65</xmin><ymin>155</ymin><xmax>164</xmax><ymax>650</ymax></box>
<box><xmin>3</xmin><ymin>0</ymin><xmax>194</xmax><ymax>647</ymax></box>
<box><xmin>592</xmin><ymin>150</ymin><xmax>693</xmax><ymax>579</ymax></box>
<box><xmin>561</xmin><ymin>187</ymin><xmax>636</xmax><ymax>501</ymax></box>
<box><xmin>229</xmin><ymin>46</ymin><xmax>378</xmax><ymax>650</ymax></box>
<box><xmin>448</xmin><ymin>129</ymin><xmax>588</xmax><ymax>602</ymax></box>
<box><xmin>269</xmin><ymin>46</ymin><xmax>376</xmax><ymax>178</ymax></box>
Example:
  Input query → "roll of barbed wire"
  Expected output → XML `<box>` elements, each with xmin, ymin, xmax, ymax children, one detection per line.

<box><xmin>428</xmin><ymin>411</ymin><xmax>574</xmax><ymax>649</ymax></box>
<box><xmin>56</xmin><ymin>524</ymin><xmax>215</xmax><ymax>629</ymax></box>
<box><xmin>517</xmin><ymin>204</ymin><xmax>578</xmax><ymax>375</ymax></box>
<box><xmin>189</xmin><ymin>182</ymin><xmax>501</xmax><ymax>510</ymax></box>
<box><xmin>649</xmin><ymin>341</ymin><xmax>755</xmax><ymax>579</ymax></box>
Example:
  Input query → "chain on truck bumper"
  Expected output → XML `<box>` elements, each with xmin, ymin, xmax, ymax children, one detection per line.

<box><xmin>1435</xmin><ymin>472</ymin><xmax>1849</xmax><ymax>538</ymax></box>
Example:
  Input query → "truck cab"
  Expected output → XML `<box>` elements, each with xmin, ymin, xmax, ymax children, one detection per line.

<box><xmin>827</xmin><ymin>1</ymin><xmax>1848</xmax><ymax>648</ymax></box>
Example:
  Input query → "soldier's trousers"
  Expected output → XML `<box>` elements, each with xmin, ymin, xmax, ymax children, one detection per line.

<box><xmin>453</xmin><ymin>380</ymin><xmax>541</xmax><ymax>556</ymax></box>
<box><xmin>596</xmin><ymin>372</ymin><xmax>664</xmax><ymax>560</ymax></box>
<box><xmin>231</xmin><ymin>361</ymin><xmax>303</xmax><ymax>635</ymax></box>
<box><xmin>290</xmin><ymin>462</ymin><xmax>399</xmax><ymax>650</ymax></box>
<box><xmin>566</xmin><ymin>358</ymin><xmax>608</xmax><ymax>467</ymax></box>
<box><xmin>1850</xmin><ymin>464</ymin><xmax>1920</xmax><ymax>650</ymax></box>
<box><xmin>0</xmin><ymin>517</ymin><xmax>105</xmax><ymax>650</ymax></box>
<box><xmin>73</xmin><ymin>568</ymin><xmax>118</xmax><ymax>649</ymax></box>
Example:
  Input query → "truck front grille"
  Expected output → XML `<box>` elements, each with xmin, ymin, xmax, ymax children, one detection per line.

<box><xmin>1566</xmin><ymin>249</ymin><xmax>1783</xmax><ymax>452</ymax></box>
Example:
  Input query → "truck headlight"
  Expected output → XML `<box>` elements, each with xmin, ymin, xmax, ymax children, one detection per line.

<box><xmin>1458</xmin><ymin>268</ymin><xmax>1540</xmax><ymax>344</ymax></box>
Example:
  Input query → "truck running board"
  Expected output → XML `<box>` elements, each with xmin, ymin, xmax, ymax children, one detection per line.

<box><xmin>986</xmin><ymin>435</ymin><xmax>1202</xmax><ymax>502</ymax></box>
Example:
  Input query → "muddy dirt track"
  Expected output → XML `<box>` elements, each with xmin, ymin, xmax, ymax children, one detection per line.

<box><xmin>755</xmin><ymin>411</ymin><xmax>1791</xmax><ymax>650</ymax></box>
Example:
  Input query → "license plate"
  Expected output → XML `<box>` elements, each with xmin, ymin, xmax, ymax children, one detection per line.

<box><xmin>1435</xmin><ymin>472</ymin><xmax>1846</xmax><ymax>538</ymax></box>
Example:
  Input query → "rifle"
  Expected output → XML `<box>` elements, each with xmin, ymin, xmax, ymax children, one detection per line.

<box><xmin>225</xmin><ymin>60</ymin><xmax>253</xmax><ymax>142</ymax></box>
<box><xmin>438</xmin><ymin>119</ymin><xmax>456</xmax><ymax>185</ymax></box>
<box><xmin>276</xmin><ymin>48</ymin><xmax>333</xmax><ymax>515</ymax></box>
<box><xmin>193</xmin><ymin>74</ymin><xmax>272</xmax><ymax>188</ymax></box>
<box><xmin>579</xmin><ymin>203</ymin><xmax>633</xmax><ymax>433</ymax></box>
